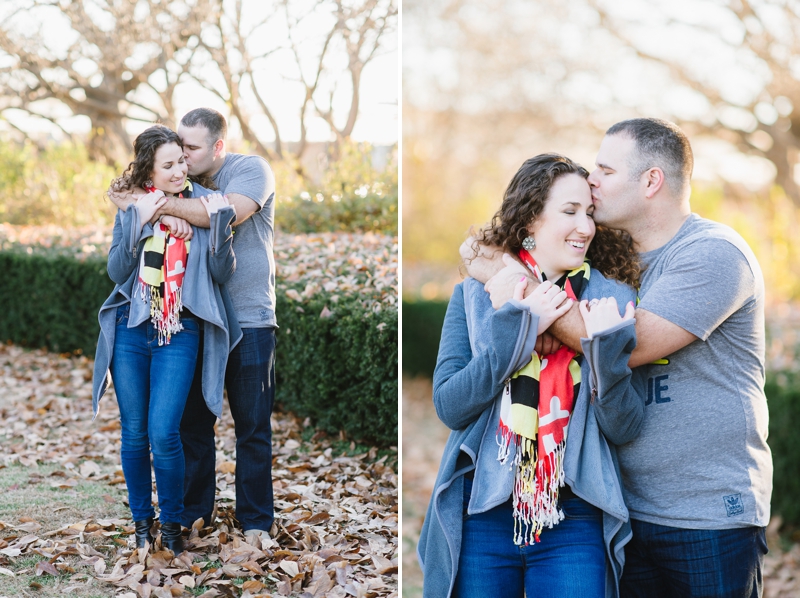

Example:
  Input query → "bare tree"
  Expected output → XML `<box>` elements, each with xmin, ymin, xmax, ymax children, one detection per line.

<box><xmin>191</xmin><ymin>0</ymin><xmax>397</xmax><ymax>176</ymax></box>
<box><xmin>590</xmin><ymin>0</ymin><xmax>800</xmax><ymax>206</ymax></box>
<box><xmin>0</xmin><ymin>0</ymin><xmax>212</xmax><ymax>166</ymax></box>
<box><xmin>314</xmin><ymin>0</ymin><xmax>397</xmax><ymax>142</ymax></box>
<box><xmin>0</xmin><ymin>0</ymin><xmax>396</xmax><ymax>174</ymax></box>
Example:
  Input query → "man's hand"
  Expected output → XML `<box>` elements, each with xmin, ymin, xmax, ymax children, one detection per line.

<box><xmin>579</xmin><ymin>297</ymin><xmax>635</xmax><ymax>339</ymax></box>
<box><xmin>160</xmin><ymin>215</ymin><xmax>194</xmax><ymax>240</ymax></box>
<box><xmin>485</xmin><ymin>254</ymin><xmax>533</xmax><ymax>308</ymax></box>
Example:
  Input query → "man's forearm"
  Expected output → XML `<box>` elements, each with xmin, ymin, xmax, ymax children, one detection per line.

<box><xmin>628</xmin><ymin>309</ymin><xmax>698</xmax><ymax>368</ymax></box>
<box><xmin>158</xmin><ymin>197</ymin><xmax>211</xmax><ymax>228</ymax></box>
<box><xmin>547</xmin><ymin>303</ymin><xmax>586</xmax><ymax>353</ymax></box>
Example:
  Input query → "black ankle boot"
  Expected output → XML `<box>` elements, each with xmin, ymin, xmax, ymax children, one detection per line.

<box><xmin>134</xmin><ymin>517</ymin><xmax>154</xmax><ymax>549</ymax></box>
<box><xmin>160</xmin><ymin>522</ymin><xmax>184</xmax><ymax>554</ymax></box>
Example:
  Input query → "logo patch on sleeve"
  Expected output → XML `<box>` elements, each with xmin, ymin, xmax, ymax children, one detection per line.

<box><xmin>723</xmin><ymin>494</ymin><xmax>744</xmax><ymax>517</ymax></box>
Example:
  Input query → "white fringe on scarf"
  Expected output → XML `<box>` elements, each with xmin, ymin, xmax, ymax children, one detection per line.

<box><xmin>136</xmin><ymin>282</ymin><xmax>184</xmax><ymax>346</ymax></box>
<box><xmin>497</xmin><ymin>422</ymin><xmax>567</xmax><ymax>545</ymax></box>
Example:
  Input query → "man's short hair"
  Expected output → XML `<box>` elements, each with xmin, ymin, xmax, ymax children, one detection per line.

<box><xmin>180</xmin><ymin>108</ymin><xmax>228</xmax><ymax>146</ymax></box>
<box><xmin>606</xmin><ymin>118</ymin><xmax>693</xmax><ymax>199</ymax></box>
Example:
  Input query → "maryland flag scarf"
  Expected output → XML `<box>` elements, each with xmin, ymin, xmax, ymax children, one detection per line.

<box><xmin>136</xmin><ymin>184</ymin><xmax>191</xmax><ymax>345</ymax></box>
<box><xmin>496</xmin><ymin>249</ymin><xmax>588</xmax><ymax>544</ymax></box>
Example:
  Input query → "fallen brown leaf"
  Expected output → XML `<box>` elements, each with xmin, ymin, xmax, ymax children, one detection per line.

<box><xmin>0</xmin><ymin>342</ymin><xmax>398</xmax><ymax>597</ymax></box>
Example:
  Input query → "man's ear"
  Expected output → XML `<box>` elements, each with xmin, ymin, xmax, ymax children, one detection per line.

<box><xmin>644</xmin><ymin>167</ymin><xmax>665</xmax><ymax>198</ymax></box>
<box><xmin>214</xmin><ymin>138</ymin><xmax>225</xmax><ymax>158</ymax></box>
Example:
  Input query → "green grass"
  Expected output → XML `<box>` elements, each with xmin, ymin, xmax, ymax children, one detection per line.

<box><xmin>0</xmin><ymin>462</ymin><xmax>131</xmax><ymax>598</ymax></box>
<box><xmin>0</xmin><ymin>462</ymin><xmax>129</xmax><ymax>526</ymax></box>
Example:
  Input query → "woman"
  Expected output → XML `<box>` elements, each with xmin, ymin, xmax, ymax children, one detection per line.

<box><xmin>91</xmin><ymin>125</ymin><xmax>242</xmax><ymax>553</ymax></box>
<box><xmin>417</xmin><ymin>154</ymin><xmax>647</xmax><ymax>598</ymax></box>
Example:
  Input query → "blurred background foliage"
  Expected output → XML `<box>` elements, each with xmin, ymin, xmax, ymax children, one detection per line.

<box><xmin>0</xmin><ymin>135</ymin><xmax>397</xmax><ymax>235</ymax></box>
<box><xmin>0</xmin><ymin>138</ymin><xmax>117</xmax><ymax>227</ymax></box>
<box><xmin>274</xmin><ymin>141</ymin><xmax>398</xmax><ymax>234</ymax></box>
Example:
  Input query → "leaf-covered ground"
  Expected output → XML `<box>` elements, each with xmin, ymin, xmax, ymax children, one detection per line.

<box><xmin>0</xmin><ymin>343</ymin><xmax>398</xmax><ymax>598</ymax></box>
<box><xmin>401</xmin><ymin>375</ymin><xmax>800</xmax><ymax>598</ymax></box>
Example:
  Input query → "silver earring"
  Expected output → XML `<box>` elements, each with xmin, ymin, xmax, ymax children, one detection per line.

<box><xmin>144</xmin><ymin>179</ymin><xmax>154</xmax><ymax>189</ymax></box>
<box><xmin>522</xmin><ymin>236</ymin><xmax>536</xmax><ymax>251</ymax></box>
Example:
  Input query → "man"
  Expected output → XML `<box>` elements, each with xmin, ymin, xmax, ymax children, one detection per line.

<box><xmin>463</xmin><ymin>118</ymin><xmax>772</xmax><ymax>597</ymax></box>
<box><xmin>109</xmin><ymin>108</ymin><xmax>277</xmax><ymax>545</ymax></box>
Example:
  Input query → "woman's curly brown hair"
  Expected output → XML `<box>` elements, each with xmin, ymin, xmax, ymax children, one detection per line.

<box><xmin>110</xmin><ymin>125</ymin><xmax>217</xmax><ymax>193</ymax></box>
<box><xmin>112</xmin><ymin>125</ymin><xmax>183</xmax><ymax>192</ymax></box>
<box><xmin>472</xmin><ymin>153</ymin><xmax>641</xmax><ymax>287</ymax></box>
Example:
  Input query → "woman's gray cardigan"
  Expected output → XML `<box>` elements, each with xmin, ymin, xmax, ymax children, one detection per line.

<box><xmin>417</xmin><ymin>273</ymin><xmax>646</xmax><ymax>598</ymax></box>
<box><xmin>92</xmin><ymin>195</ymin><xmax>243</xmax><ymax>419</ymax></box>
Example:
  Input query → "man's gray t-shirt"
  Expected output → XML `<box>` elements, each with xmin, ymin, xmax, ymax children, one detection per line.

<box><xmin>212</xmin><ymin>153</ymin><xmax>277</xmax><ymax>328</ymax></box>
<box><xmin>617</xmin><ymin>214</ymin><xmax>772</xmax><ymax>529</ymax></box>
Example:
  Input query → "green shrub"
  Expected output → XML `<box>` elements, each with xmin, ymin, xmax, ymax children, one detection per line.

<box><xmin>0</xmin><ymin>252</ymin><xmax>112</xmax><ymax>355</ymax></box>
<box><xmin>0</xmin><ymin>138</ymin><xmax>117</xmax><ymax>227</ymax></box>
<box><xmin>0</xmin><ymin>251</ymin><xmax>397</xmax><ymax>446</ymax></box>
<box><xmin>764</xmin><ymin>371</ymin><xmax>800</xmax><ymax>528</ymax></box>
<box><xmin>401</xmin><ymin>299</ymin><xmax>448</xmax><ymax>378</ymax></box>
<box><xmin>274</xmin><ymin>141</ymin><xmax>398</xmax><ymax>235</ymax></box>
<box><xmin>276</xmin><ymin>296</ymin><xmax>397</xmax><ymax>446</ymax></box>
<box><xmin>276</xmin><ymin>190</ymin><xmax>397</xmax><ymax>235</ymax></box>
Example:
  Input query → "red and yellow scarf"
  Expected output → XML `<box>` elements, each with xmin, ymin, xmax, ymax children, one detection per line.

<box><xmin>136</xmin><ymin>184</ymin><xmax>191</xmax><ymax>345</ymax></box>
<box><xmin>496</xmin><ymin>249</ymin><xmax>588</xmax><ymax>544</ymax></box>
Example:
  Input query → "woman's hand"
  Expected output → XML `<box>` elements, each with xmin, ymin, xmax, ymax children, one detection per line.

<box><xmin>160</xmin><ymin>215</ymin><xmax>194</xmax><ymax>240</ymax></box>
<box><xmin>136</xmin><ymin>190</ymin><xmax>167</xmax><ymax>226</ymax></box>
<box><xmin>579</xmin><ymin>297</ymin><xmax>635</xmax><ymax>339</ymax></box>
<box><xmin>200</xmin><ymin>193</ymin><xmax>230</xmax><ymax>217</ymax></box>
<box><xmin>513</xmin><ymin>278</ymin><xmax>573</xmax><ymax>335</ymax></box>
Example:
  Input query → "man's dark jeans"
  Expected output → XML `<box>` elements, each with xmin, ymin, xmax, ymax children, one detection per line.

<box><xmin>180</xmin><ymin>327</ymin><xmax>277</xmax><ymax>532</ymax></box>
<box><xmin>621</xmin><ymin>519</ymin><xmax>768</xmax><ymax>598</ymax></box>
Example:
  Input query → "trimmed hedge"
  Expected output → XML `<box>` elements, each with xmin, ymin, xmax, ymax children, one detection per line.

<box><xmin>0</xmin><ymin>251</ymin><xmax>397</xmax><ymax>447</ymax></box>
<box><xmin>763</xmin><ymin>371</ymin><xmax>800</xmax><ymax>529</ymax></box>
<box><xmin>402</xmin><ymin>299</ymin><xmax>448</xmax><ymax>379</ymax></box>
<box><xmin>404</xmin><ymin>297</ymin><xmax>800</xmax><ymax>528</ymax></box>
<box><xmin>0</xmin><ymin>252</ymin><xmax>113</xmax><ymax>355</ymax></box>
<box><xmin>276</xmin><ymin>296</ymin><xmax>397</xmax><ymax>446</ymax></box>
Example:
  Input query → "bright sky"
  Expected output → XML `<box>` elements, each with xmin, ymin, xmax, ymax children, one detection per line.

<box><xmin>0</xmin><ymin>0</ymin><xmax>398</xmax><ymax>145</ymax></box>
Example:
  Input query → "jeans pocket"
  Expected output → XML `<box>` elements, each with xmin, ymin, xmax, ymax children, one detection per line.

<box><xmin>560</xmin><ymin>497</ymin><xmax>601</xmax><ymax>521</ymax></box>
<box><xmin>116</xmin><ymin>304</ymin><xmax>130</xmax><ymax>325</ymax></box>
<box><xmin>181</xmin><ymin>317</ymin><xmax>201</xmax><ymax>334</ymax></box>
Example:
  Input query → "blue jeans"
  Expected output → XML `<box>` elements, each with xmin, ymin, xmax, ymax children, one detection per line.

<box><xmin>454</xmin><ymin>477</ymin><xmax>606</xmax><ymax>598</ymax></box>
<box><xmin>180</xmin><ymin>327</ymin><xmax>276</xmax><ymax>531</ymax></box>
<box><xmin>621</xmin><ymin>519</ymin><xmax>768</xmax><ymax>598</ymax></box>
<box><xmin>110</xmin><ymin>304</ymin><xmax>200</xmax><ymax>524</ymax></box>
